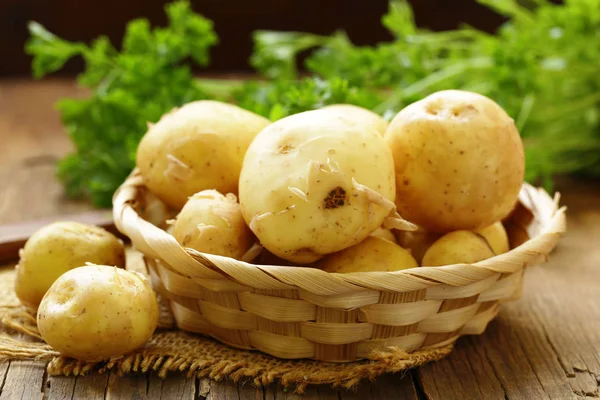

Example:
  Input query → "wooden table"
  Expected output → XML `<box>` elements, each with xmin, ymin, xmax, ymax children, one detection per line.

<box><xmin>0</xmin><ymin>79</ymin><xmax>598</xmax><ymax>400</ymax></box>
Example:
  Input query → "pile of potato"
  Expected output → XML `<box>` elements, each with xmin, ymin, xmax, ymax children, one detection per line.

<box><xmin>14</xmin><ymin>89</ymin><xmax>524</xmax><ymax>362</ymax></box>
<box><xmin>138</xmin><ymin>90</ymin><xmax>524</xmax><ymax>270</ymax></box>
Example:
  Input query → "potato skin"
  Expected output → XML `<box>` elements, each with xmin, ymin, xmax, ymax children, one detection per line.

<box><xmin>15</xmin><ymin>222</ymin><xmax>125</xmax><ymax>308</ymax></box>
<box><xmin>136</xmin><ymin>101</ymin><xmax>270</xmax><ymax>209</ymax></box>
<box><xmin>422</xmin><ymin>230</ymin><xmax>495</xmax><ymax>267</ymax></box>
<box><xmin>321</xmin><ymin>104</ymin><xmax>388</xmax><ymax>136</ymax></box>
<box><xmin>37</xmin><ymin>265</ymin><xmax>159</xmax><ymax>362</ymax></box>
<box><xmin>317</xmin><ymin>236</ymin><xmax>418</xmax><ymax>273</ymax></box>
<box><xmin>172</xmin><ymin>190</ymin><xmax>253</xmax><ymax>259</ymax></box>
<box><xmin>371</xmin><ymin>227</ymin><xmax>397</xmax><ymax>244</ymax></box>
<box><xmin>385</xmin><ymin>90</ymin><xmax>524</xmax><ymax>232</ymax></box>
<box><xmin>475</xmin><ymin>221</ymin><xmax>510</xmax><ymax>255</ymax></box>
<box><xmin>395</xmin><ymin>230</ymin><xmax>441</xmax><ymax>265</ymax></box>
<box><xmin>239</xmin><ymin>110</ymin><xmax>396</xmax><ymax>264</ymax></box>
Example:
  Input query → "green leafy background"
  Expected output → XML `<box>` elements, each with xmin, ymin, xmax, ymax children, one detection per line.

<box><xmin>26</xmin><ymin>0</ymin><xmax>600</xmax><ymax>207</ymax></box>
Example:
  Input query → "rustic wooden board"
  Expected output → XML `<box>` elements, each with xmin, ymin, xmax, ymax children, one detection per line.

<box><xmin>0</xmin><ymin>79</ymin><xmax>598</xmax><ymax>400</ymax></box>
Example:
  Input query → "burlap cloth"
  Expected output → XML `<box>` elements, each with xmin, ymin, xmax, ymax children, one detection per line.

<box><xmin>0</xmin><ymin>251</ymin><xmax>452</xmax><ymax>393</ymax></box>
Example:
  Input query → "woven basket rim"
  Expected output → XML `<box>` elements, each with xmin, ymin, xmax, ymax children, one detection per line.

<box><xmin>112</xmin><ymin>169</ymin><xmax>567</xmax><ymax>295</ymax></box>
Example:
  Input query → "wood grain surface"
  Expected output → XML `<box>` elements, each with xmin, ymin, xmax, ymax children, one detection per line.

<box><xmin>0</xmin><ymin>79</ymin><xmax>598</xmax><ymax>400</ymax></box>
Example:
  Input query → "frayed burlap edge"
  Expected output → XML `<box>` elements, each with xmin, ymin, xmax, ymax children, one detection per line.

<box><xmin>0</xmin><ymin>307</ymin><xmax>452</xmax><ymax>393</ymax></box>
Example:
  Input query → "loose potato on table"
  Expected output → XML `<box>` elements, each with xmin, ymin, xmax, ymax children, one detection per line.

<box><xmin>37</xmin><ymin>265</ymin><xmax>159</xmax><ymax>362</ymax></box>
<box><xmin>320</xmin><ymin>104</ymin><xmax>389</xmax><ymax>136</ymax></box>
<box><xmin>136</xmin><ymin>100</ymin><xmax>270</xmax><ymax>209</ymax></box>
<box><xmin>172</xmin><ymin>190</ymin><xmax>254</xmax><ymax>260</ymax></box>
<box><xmin>385</xmin><ymin>90</ymin><xmax>525</xmax><ymax>232</ymax></box>
<box><xmin>15</xmin><ymin>222</ymin><xmax>125</xmax><ymax>308</ymax></box>
<box><xmin>239</xmin><ymin>109</ymin><xmax>397</xmax><ymax>264</ymax></box>
<box><xmin>422</xmin><ymin>230</ymin><xmax>495</xmax><ymax>267</ymax></box>
<box><xmin>316</xmin><ymin>236</ymin><xmax>418</xmax><ymax>273</ymax></box>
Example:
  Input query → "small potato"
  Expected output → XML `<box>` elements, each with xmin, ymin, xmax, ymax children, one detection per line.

<box><xmin>385</xmin><ymin>90</ymin><xmax>525</xmax><ymax>232</ymax></box>
<box><xmin>137</xmin><ymin>100</ymin><xmax>270</xmax><ymax>209</ymax></box>
<box><xmin>422</xmin><ymin>231</ymin><xmax>495</xmax><ymax>267</ymax></box>
<box><xmin>320</xmin><ymin>104</ymin><xmax>388</xmax><ymax>136</ymax></box>
<box><xmin>371</xmin><ymin>227</ymin><xmax>397</xmax><ymax>244</ymax></box>
<box><xmin>475</xmin><ymin>222</ymin><xmax>510</xmax><ymax>255</ymax></box>
<box><xmin>172</xmin><ymin>190</ymin><xmax>253</xmax><ymax>260</ymax></box>
<box><xmin>239</xmin><ymin>110</ymin><xmax>397</xmax><ymax>264</ymax></box>
<box><xmin>317</xmin><ymin>236</ymin><xmax>418</xmax><ymax>273</ymax></box>
<box><xmin>395</xmin><ymin>230</ymin><xmax>441</xmax><ymax>265</ymax></box>
<box><xmin>15</xmin><ymin>222</ymin><xmax>125</xmax><ymax>308</ymax></box>
<box><xmin>37</xmin><ymin>265</ymin><xmax>158</xmax><ymax>361</ymax></box>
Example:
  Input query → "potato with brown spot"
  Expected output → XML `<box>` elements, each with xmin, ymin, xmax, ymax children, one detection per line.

<box><xmin>136</xmin><ymin>101</ymin><xmax>270</xmax><ymax>209</ymax></box>
<box><xmin>171</xmin><ymin>190</ymin><xmax>254</xmax><ymax>260</ymax></box>
<box><xmin>385</xmin><ymin>90</ymin><xmax>525</xmax><ymax>232</ymax></box>
<box><xmin>239</xmin><ymin>110</ymin><xmax>397</xmax><ymax>264</ymax></box>
<box><xmin>37</xmin><ymin>265</ymin><xmax>159</xmax><ymax>361</ymax></box>
<box><xmin>317</xmin><ymin>236</ymin><xmax>417</xmax><ymax>273</ymax></box>
<box><xmin>15</xmin><ymin>222</ymin><xmax>125</xmax><ymax>309</ymax></box>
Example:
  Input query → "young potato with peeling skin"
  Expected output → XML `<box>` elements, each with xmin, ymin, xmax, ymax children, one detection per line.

<box><xmin>171</xmin><ymin>190</ymin><xmax>254</xmax><ymax>260</ymax></box>
<box><xmin>371</xmin><ymin>227</ymin><xmax>397</xmax><ymax>244</ymax></box>
<box><xmin>320</xmin><ymin>104</ymin><xmax>389</xmax><ymax>136</ymax></box>
<box><xmin>422</xmin><ymin>231</ymin><xmax>495</xmax><ymax>267</ymax></box>
<box><xmin>475</xmin><ymin>221</ymin><xmax>510</xmax><ymax>255</ymax></box>
<box><xmin>385</xmin><ymin>90</ymin><xmax>525</xmax><ymax>232</ymax></box>
<box><xmin>239</xmin><ymin>109</ymin><xmax>400</xmax><ymax>264</ymax></box>
<box><xmin>137</xmin><ymin>100</ymin><xmax>270</xmax><ymax>209</ymax></box>
<box><xmin>395</xmin><ymin>230</ymin><xmax>442</xmax><ymax>265</ymax></box>
<box><xmin>317</xmin><ymin>236</ymin><xmax>418</xmax><ymax>273</ymax></box>
<box><xmin>37</xmin><ymin>265</ymin><xmax>159</xmax><ymax>362</ymax></box>
<box><xmin>15</xmin><ymin>222</ymin><xmax>125</xmax><ymax>309</ymax></box>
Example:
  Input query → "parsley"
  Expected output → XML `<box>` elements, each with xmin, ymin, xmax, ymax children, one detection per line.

<box><xmin>26</xmin><ymin>1</ymin><xmax>217</xmax><ymax>206</ymax></box>
<box><xmin>252</xmin><ymin>0</ymin><xmax>600</xmax><ymax>188</ymax></box>
<box><xmin>27</xmin><ymin>0</ymin><xmax>600</xmax><ymax>205</ymax></box>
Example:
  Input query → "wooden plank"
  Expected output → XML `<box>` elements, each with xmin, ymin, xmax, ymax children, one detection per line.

<box><xmin>204</xmin><ymin>378</ymin><xmax>239</xmax><ymax>400</ymax></box>
<box><xmin>104</xmin><ymin>372</ymin><xmax>150</xmax><ymax>399</ymax></box>
<box><xmin>417</xmin><ymin>337</ymin><xmax>505</xmax><ymax>400</ymax></box>
<box><xmin>236</xmin><ymin>381</ymin><xmax>264</xmax><ymax>400</ymax></box>
<box><xmin>0</xmin><ymin>361</ymin><xmax>46</xmax><ymax>400</ymax></box>
<box><xmin>154</xmin><ymin>373</ymin><xmax>195</xmax><ymax>399</ymax></box>
<box><xmin>72</xmin><ymin>372</ymin><xmax>110</xmax><ymax>400</ymax></box>
<box><xmin>45</xmin><ymin>375</ymin><xmax>77</xmax><ymax>400</ymax></box>
<box><xmin>0</xmin><ymin>363</ymin><xmax>10</xmax><ymax>395</ymax></box>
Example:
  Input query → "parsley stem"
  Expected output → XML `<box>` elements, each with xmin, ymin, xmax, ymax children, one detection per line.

<box><xmin>374</xmin><ymin>57</ymin><xmax>493</xmax><ymax>113</ymax></box>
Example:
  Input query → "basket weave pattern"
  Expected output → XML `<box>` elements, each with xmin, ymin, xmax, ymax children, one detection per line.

<box><xmin>113</xmin><ymin>170</ymin><xmax>566</xmax><ymax>362</ymax></box>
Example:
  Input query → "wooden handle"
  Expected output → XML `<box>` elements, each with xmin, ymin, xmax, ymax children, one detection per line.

<box><xmin>0</xmin><ymin>210</ymin><xmax>120</xmax><ymax>264</ymax></box>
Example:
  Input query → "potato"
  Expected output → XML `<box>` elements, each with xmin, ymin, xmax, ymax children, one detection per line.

<box><xmin>320</xmin><ymin>104</ymin><xmax>388</xmax><ymax>136</ymax></box>
<box><xmin>15</xmin><ymin>222</ymin><xmax>125</xmax><ymax>308</ymax></box>
<box><xmin>385</xmin><ymin>90</ymin><xmax>525</xmax><ymax>232</ymax></box>
<box><xmin>422</xmin><ymin>231</ymin><xmax>495</xmax><ymax>267</ymax></box>
<box><xmin>137</xmin><ymin>100</ymin><xmax>270</xmax><ymax>209</ymax></box>
<box><xmin>395</xmin><ymin>230</ymin><xmax>441</xmax><ymax>265</ymax></box>
<box><xmin>371</xmin><ymin>227</ymin><xmax>397</xmax><ymax>244</ymax></box>
<box><xmin>317</xmin><ymin>236</ymin><xmax>418</xmax><ymax>273</ymax></box>
<box><xmin>37</xmin><ymin>265</ymin><xmax>158</xmax><ymax>361</ymax></box>
<box><xmin>239</xmin><ymin>110</ymin><xmax>397</xmax><ymax>264</ymax></box>
<box><xmin>172</xmin><ymin>190</ymin><xmax>254</xmax><ymax>260</ymax></box>
<box><xmin>475</xmin><ymin>221</ymin><xmax>510</xmax><ymax>255</ymax></box>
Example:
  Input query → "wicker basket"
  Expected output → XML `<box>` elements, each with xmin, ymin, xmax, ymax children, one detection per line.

<box><xmin>113</xmin><ymin>170</ymin><xmax>566</xmax><ymax>362</ymax></box>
